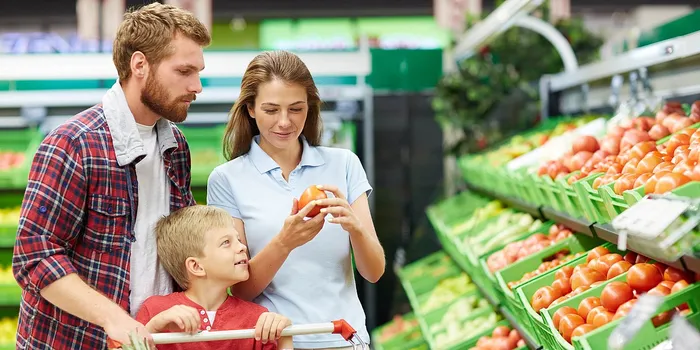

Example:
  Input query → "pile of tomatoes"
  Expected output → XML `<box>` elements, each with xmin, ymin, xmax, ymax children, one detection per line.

<box><xmin>536</xmin><ymin>247</ymin><xmax>695</xmax><ymax>343</ymax></box>
<box><xmin>536</xmin><ymin>101</ymin><xmax>700</xmax><ymax>196</ymax></box>
<box><xmin>487</xmin><ymin>224</ymin><xmax>574</xmax><ymax>273</ymax></box>
<box><xmin>471</xmin><ymin>325</ymin><xmax>525</xmax><ymax>350</ymax></box>
<box><xmin>507</xmin><ymin>251</ymin><xmax>585</xmax><ymax>290</ymax></box>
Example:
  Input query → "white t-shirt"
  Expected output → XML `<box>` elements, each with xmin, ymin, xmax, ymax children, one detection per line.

<box><xmin>129</xmin><ymin>123</ymin><xmax>174</xmax><ymax>316</ymax></box>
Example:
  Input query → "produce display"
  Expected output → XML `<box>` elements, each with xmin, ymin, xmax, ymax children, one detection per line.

<box><xmin>0</xmin><ymin>152</ymin><xmax>25</xmax><ymax>171</ymax></box>
<box><xmin>390</xmin><ymin>146</ymin><xmax>700</xmax><ymax>350</ymax></box>
<box><xmin>471</xmin><ymin>325</ymin><xmax>525</xmax><ymax>350</ymax></box>
<box><xmin>419</xmin><ymin>273</ymin><xmax>475</xmax><ymax>313</ymax></box>
<box><xmin>0</xmin><ymin>317</ymin><xmax>17</xmax><ymax>346</ymax></box>
<box><xmin>471</xmin><ymin>118</ymin><xmax>594</xmax><ymax>168</ymax></box>
<box><xmin>487</xmin><ymin>224</ymin><xmax>574</xmax><ymax>273</ymax></box>
<box><xmin>0</xmin><ymin>207</ymin><xmax>20</xmax><ymax>227</ymax></box>
<box><xmin>372</xmin><ymin>313</ymin><xmax>427</xmax><ymax>350</ymax></box>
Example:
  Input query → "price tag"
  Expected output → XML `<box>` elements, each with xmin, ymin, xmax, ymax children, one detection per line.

<box><xmin>612</xmin><ymin>197</ymin><xmax>690</xmax><ymax>240</ymax></box>
<box><xmin>608</xmin><ymin>294</ymin><xmax>664</xmax><ymax>350</ymax></box>
<box><xmin>669</xmin><ymin>312</ymin><xmax>700</xmax><ymax>350</ymax></box>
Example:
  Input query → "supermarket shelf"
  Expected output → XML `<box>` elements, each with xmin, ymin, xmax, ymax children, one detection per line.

<box><xmin>466</xmin><ymin>185</ymin><xmax>544</xmax><ymax>220</ymax></box>
<box><xmin>465</xmin><ymin>183</ymin><xmax>700</xmax><ymax>275</ymax></box>
<box><xmin>591</xmin><ymin>223</ymin><xmax>688</xmax><ymax>271</ymax></box>
<box><xmin>540</xmin><ymin>207</ymin><xmax>595</xmax><ymax>238</ymax></box>
<box><xmin>440</xmin><ymin>241</ymin><xmax>542</xmax><ymax>350</ymax></box>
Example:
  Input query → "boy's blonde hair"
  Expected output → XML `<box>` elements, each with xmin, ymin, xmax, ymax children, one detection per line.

<box><xmin>155</xmin><ymin>205</ymin><xmax>234</xmax><ymax>290</ymax></box>
<box><xmin>112</xmin><ymin>2</ymin><xmax>212</xmax><ymax>82</ymax></box>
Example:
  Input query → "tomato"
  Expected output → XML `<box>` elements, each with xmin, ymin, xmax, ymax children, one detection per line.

<box><xmin>570</xmin><ymin>151</ymin><xmax>594</xmax><ymax>171</ymax></box>
<box><xmin>628</xmin><ymin>140</ymin><xmax>656</xmax><ymax>160</ymax></box>
<box><xmin>107</xmin><ymin>338</ymin><xmax>123</xmax><ymax>349</ymax></box>
<box><xmin>553</xmin><ymin>306</ymin><xmax>579</xmax><ymax>330</ymax></box>
<box><xmin>672</xmin><ymin>159</ymin><xmax>695</xmax><ymax>177</ymax></box>
<box><xmin>621</xmin><ymin>159</ymin><xmax>638</xmax><ymax>174</ymax></box>
<box><xmin>628</xmin><ymin>263</ymin><xmax>664</xmax><ymax>293</ymax></box>
<box><xmin>571</xmin><ymin>324</ymin><xmax>596</xmax><ymax>340</ymax></box>
<box><xmin>601</xmin><ymin>282</ymin><xmax>634</xmax><ymax>312</ymax></box>
<box><xmin>635</xmin><ymin>255</ymin><xmax>651</xmax><ymax>264</ymax></box>
<box><xmin>573</xmin><ymin>136</ymin><xmax>600</xmax><ymax>154</ymax></box>
<box><xmin>571</xmin><ymin>269</ymin><xmax>605</xmax><ymax>291</ymax></box>
<box><xmin>649</xmin><ymin>124</ymin><xmax>671</xmax><ymax>141</ymax></box>
<box><xmin>652</xmin><ymin>310</ymin><xmax>674</xmax><ymax>327</ymax></box>
<box><xmin>570</xmin><ymin>285</ymin><xmax>591</xmax><ymax>297</ymax></box>
<box><xmin>633</xmin><ymin>173</ymin><xmax>653</xmax><ymax>188</ymax></box>
<box><xmin>574</xmin><ymin>265</ymin><xmax>593</xmax><ymax>276</ymax></box>
<box><xmin>658</xmin><ymin>280</ymin><xmax>676</xmax><ymax>290</ymax></box>
<box><xmin>623</xmin><ymin>252</ymin><xmax>637</xmax><ymax>264</ymax></box>
<box><xmin>652</xmin><ymin>262</ymin><xmax>668</xmax><ymax>276</ymax></box>
<box><xmin>614</xmin><ymin>174</ymin><xmax>639</xmax><ymax>195</ymax></box>
<box><xmin>671</xmin><ymin>280</ymin><xmax>690</xmax><ymax>293</ymax></box>
<box><xmin>652</xmin><ymin>162</ymin><xmax>675</xmax><ymax>173</ymax></box>
<box><xmin>559</xmin><ymin>314</ymin><xmax>586</xmax><ymax>343</ymax></box>
<box><xmin>607</xmin><ymin>261</ymin><xmax>632</xmax><ymax>279</ymax></box>
<box><xmin>648</xmin><ymin>285</ymin><xmax>671</xmax><ymax>297</ymax></box>
<box><xmin>508</xmin><ymin>329</ymin><xmax>521</xmax><ymax>345</ymax></box>
<box><xmin>666</xmin><ymin>133</ymin><xmax>691</xmax><ymax>156</ymax></box>
<box><xmin>532</xmin><ymin>286</ymin><xmax>561</xmax><ymax>312</ymax></box>
<box><xmin>587</xmin><ymin>247</ymin><xmax>610</xmax><ymax>263</ymax></box>
<box><xmin>577</xmin><ymin>296</ymin><xmax>603</xmax><ymax>319</ymax></box>
<box><xmin>492</xmin><ymin>325</ymin><xmax>510</xmax><ymax>338</ymax></box>
<box><xmin>663</xmin><ymin>267</ymin><xmax>692</xmax><ymax>282</ymax></box>
<box><xmin>613</xmin><ymin>299</ymin><xmax>637</xmax><ymax>320</ymax></box>
<box><xmin>645</xmin><ymin>171</ymin><xmax>671</xmax><ymax>194</ymax></box>
<box><xmin>635</xmin><ymin>154</ymin><xmax>663</xmax><ymax>175</ymax></box>
<box><xmin>655</xmin><ymin>172</ymin><xmax>692</xmax><ymax>194</ymax></box>
<box><xmin>586</xmin><ymin>305</ymin><xmax>607</xmax><ymax>324</ymax></box>
<box><xmin>552</xmin><ymin>277</ymin><xmax>572</xmax><ymax>296</ymax></box>
<box><xmin>298</xmin><ymin>185</ymin><xmax>327</xmax><ymax>217</ymax></box>
<box><xmin>591</xmin><ymin>310</ymin><xmax>615</xmax><ymax>329</ymax></box>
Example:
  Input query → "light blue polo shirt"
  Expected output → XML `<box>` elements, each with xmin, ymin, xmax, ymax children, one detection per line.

<box><xmin>207</xmin><ymin>135</ymin><xmax>372</xmax><ymax>348</ymax></box>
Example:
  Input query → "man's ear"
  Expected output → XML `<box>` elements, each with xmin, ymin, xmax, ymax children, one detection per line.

<box><xmin>130</xmin><ymin>51</ymin><xmax>148</xmax><ymax>79</ymax></box>
<box><xmin>185</xmin><ymin>257</ymin><xmax>206</xmax><ymax>277</ymax></box>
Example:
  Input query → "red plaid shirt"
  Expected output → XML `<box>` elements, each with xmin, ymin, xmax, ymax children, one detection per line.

<box><xmin>12</xmin><ymin>105</ymin><xmax>196</xmax><ymax>349</ymax></box>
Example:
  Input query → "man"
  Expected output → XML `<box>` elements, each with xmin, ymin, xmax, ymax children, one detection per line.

<box><xmin>12</xmin><ymin>3</ymin><xmax>210</xmax><ymax>348</ymax></box>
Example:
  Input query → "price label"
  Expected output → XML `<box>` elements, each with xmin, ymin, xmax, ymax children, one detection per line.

<box><xmin>612</xmin><ymin>197</ymin><xmax>690</xmax><ymax>240</ymax></box>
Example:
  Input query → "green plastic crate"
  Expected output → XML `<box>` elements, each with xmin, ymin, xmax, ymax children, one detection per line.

<box><xmin>542</xmin><ymin>275</ymin><xmax>700</xmax><ymax>350</ymax></box>
<box><xmin>573</xmin><ymin>172</ymin><xmax>608</xmax><ymax>224</ymax></box>
<box><xmin>426</xmin><ymin>308</ymin><xmax>503</xmax><ymax>350</ymax></box>
<box><xmin>478</xmin><ymin>222</ymin><xmax>556</xmax><ymax>304</ymax></box>
<box><xmin>494</xmin><ymin>234</ymin><xmax>601</xmax><ymax>330</ymax></box>
<box><xmin>575</xmin><ymin>282</ymin><xmax>700</xmax><ymax>350</ymax></box>
<box><xmin>0</xmin><ymin>128</ymin><xmax>42</xmax><ymax>190</ymax></box>
<box><xmin>178</xmin><ymin>125</ymin><xmax>226</xmax><ymax>187</ymax></box>
<box><xmin>557</xmin><ymin>172</ymin><xmax>586</xmax><ymax>219</ymax></box>
<box><xmin>539</xmin><ymin>270</ymin><xmax>629</xmax><ymax>350</ymax></box>
<box><xmin>420</xmin><ymin>290</ymin><xmax>490</xmax><ymax>335</ymax></box>
<box><xmin>371</xmin><ymin>313</ymin><xmax>426</xmax><ymax>350</ymax></box>
<box><xmin>515</xmin><ymin>243</ymin><xmax>622</xmax><ymax>347</ymax></box>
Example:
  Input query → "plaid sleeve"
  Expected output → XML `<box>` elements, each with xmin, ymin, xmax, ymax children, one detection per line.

<box><xmin>12</xmin><ymin>133</ymin><xmax>86</xmax><ymax>292</ymax></box>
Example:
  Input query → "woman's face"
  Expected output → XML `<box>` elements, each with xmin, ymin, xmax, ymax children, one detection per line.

<box><xmin>248</xmin><ymin>79</ymin><xmax>308</xmax><ymax>152</ymax></box>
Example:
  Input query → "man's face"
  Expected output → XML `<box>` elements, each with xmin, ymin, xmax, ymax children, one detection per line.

<box><xmin>141</xmin><ymin>34</ymin><xmax>205</xmax><ymax>123</ymax></box>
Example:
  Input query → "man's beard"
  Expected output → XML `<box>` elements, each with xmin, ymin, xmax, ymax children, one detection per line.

<box><xmin>140</xmin><ymin>72</ymin><xmax>196</xmax><ymax>123</ymax></box>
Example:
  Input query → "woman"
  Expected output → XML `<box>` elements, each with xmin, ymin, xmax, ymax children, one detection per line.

<box><xmin>207</xmin><ymin>50</ymin><xmax>385</xmax><ymax>350</ymax></box>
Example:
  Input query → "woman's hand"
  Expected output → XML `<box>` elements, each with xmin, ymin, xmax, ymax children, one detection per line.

<box><xmin>315</xmin><ymin>185</ymin><xmax>363</xmax><ymax>235</ymax></box>
<box><xmin>276</xmin><ymin>198</ymin><xmax>326</xmax><ymax>252</ymax></box>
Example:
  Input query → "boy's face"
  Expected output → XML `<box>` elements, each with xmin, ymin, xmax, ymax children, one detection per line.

<box><xmin>198</xmin><ymin>225</ymin><xmax>249</xmax><ymax>284</ymax></box>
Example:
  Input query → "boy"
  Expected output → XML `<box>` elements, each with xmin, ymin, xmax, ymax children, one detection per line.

<box><xmin>135</xmin><ymin>205</ymin><xmax>294</xmax><ymax>349</ymax></box>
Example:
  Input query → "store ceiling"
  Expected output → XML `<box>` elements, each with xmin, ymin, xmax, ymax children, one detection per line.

<box><xmin>0</xmin><ymin>0</ymin><xmax>697</xmax><ymax>22</ymax></box>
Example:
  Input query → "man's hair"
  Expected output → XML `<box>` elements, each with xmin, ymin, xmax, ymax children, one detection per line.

<box><xmin>155</xmin><ymin>205</ymin><xmax>233</xmax><ymax>290</ymax></box>
<box><xmin>112</xmin><ymin>2</ymin><xmax>211</xmax><ymax>81</ymax></box>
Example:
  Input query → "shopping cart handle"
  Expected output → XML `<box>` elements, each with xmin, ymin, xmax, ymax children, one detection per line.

<box><xmin>149</xmin><ymin>319</ymin><xmax>357</xmax><ymax>344</ymax></box>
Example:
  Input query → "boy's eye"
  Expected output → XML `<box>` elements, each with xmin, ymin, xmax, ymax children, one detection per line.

<box><xmin>221</xmin><ymin>240</ymin><xmax>230</xmax><ymax>246</ymax></box>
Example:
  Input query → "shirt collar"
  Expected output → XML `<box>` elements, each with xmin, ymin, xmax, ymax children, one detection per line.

<box><xmin>248</xmin><ymin>135</ymin><xmax>325</xmax><ymax>174</ymax></box>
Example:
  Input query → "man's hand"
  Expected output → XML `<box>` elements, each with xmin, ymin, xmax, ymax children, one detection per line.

<box><xmin>145</xmin><ymin>305</ymin><xmax>202</xmax><ymax>334</ymax></box>
<box><xmin>254</xmin><ymin>312</ymin><xmax>292</xmax><ymax>344</ymax></box>
<box><xmin>103</xmin><ymin>312</ymin><xmax>154</xmax><ymax>349</ymax></box>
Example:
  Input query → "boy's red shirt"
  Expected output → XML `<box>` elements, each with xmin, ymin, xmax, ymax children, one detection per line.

<box><xmin>136</xmin><ymin>292</ymin><xmax>278</xmax><ymax>350</ymax></box>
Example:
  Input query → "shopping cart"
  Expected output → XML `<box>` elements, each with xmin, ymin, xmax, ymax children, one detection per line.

<box><xmin>109</xmin><ymin>319</ymin><xmax>369</xmax><ymax>349</ymax></box>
